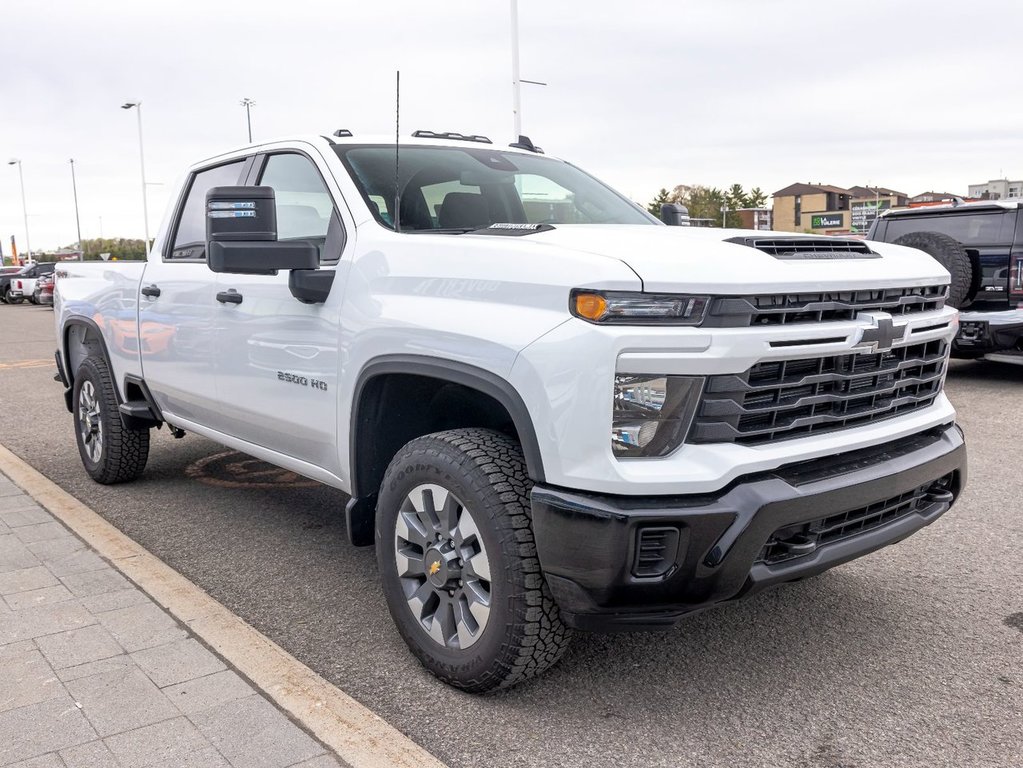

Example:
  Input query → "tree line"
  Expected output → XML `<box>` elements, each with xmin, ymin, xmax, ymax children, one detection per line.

<box><xmin>647</xmin><ymin>184</ymin><xmax>767</xmax><ymax>227</ymax></box>
<box><xmin>63</xmin><ymin>238</ymin><xmax>150</xmax><ymax>261</ymax></box>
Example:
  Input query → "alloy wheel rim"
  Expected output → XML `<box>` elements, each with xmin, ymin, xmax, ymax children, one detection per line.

<box><xmin>77</xmin><ymin>381</ymin><xmax>103</xmax><ymax>463</ymax></box>
<box><xmin>394</xmin><ymin>483</ymin><xmax>492</xmax><ymax>649</ymax></box>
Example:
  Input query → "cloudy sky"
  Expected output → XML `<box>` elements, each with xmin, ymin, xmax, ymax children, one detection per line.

<box><xmin>2</xmin><ymin>0</ymin><xmax>1021</xmax><ymax>252</ymax></box>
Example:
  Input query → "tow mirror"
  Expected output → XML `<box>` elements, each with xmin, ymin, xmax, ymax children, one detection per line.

<box><xmin>660</xmin><ymin>203</ymin><xmax>690</xmax><ymax>226</ymax></box>
<box><xmin>205</xmin><ymin>186</ymin><xmax>318</xmax><ymax>275</ymax></box>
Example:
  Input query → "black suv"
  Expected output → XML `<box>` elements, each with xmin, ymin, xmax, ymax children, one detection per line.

<box><xmin>0</xmin><ymin>262</ymin><xmax>55</xmax><ymax>305</ymax></box>
<box><xmin>868</xmin><ymin>201</ymin><xmax>1023</xmax><ymax>362</ymax></box>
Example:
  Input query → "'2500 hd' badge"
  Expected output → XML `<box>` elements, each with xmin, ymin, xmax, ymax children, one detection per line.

<box><xmin>277</xmin><ymin>371</ymin><xmax>328</xmax><ymax>391</ymax></box>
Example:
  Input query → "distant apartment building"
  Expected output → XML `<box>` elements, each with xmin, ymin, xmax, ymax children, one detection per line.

<box><xmin>967</xmin><ymin>179</ymin><xmax>1022</xmax><ymax>200</ymax></box>
<box><xmin>735</xmin><ymin>208</ymin><xmax>772</xmax><ymax>230</ymax></box>
<box><xmin>771</xmin><ymin>183</ymin><xmax>907</xmax><ymax>234</ymax></box>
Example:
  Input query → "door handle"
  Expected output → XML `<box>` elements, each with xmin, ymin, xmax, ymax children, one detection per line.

<box><xmin>141</xmin><ymin>285</ymin><xmax>161</xmax><ymax>298</ymax></box>
<box><xmin>216</xmin><ymin>289</ymin><xmax>243</xmax><ymax>305</ymax></box>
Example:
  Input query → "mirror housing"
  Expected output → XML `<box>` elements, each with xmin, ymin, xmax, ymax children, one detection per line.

<box><xmin>206</xmin><ymin>186</ymin><xmax>319</xmax><ymax>275</ymax></box>
<box><xmin>660</xmin><ymin>203</ymin><xmax>690</xmax><ymax>226</ymax></box>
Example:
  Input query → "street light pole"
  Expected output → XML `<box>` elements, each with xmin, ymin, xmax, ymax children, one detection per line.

<box><xmin>240</xmin><ymin>98</ymin><xmax>255</xmax><ymax>142</ymax></box>
<box><xmin>70</xmin><ymin>159</ymin><xmax>84</xmax><ymax>260</ymax></box>
<box><xmin>7</xmin><ymin>159</ymin><xmax>31</xmax><ymax>262</ymax></box>
<box><xmin>121</xmin><ymin>101</ymin><xmax>151</xmax><ymax>257</ymax></box>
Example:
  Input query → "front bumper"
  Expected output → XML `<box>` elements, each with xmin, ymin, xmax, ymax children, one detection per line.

<box><xmin>531</xmin><ymin>423</ymin><xmax>966</xmax><ymax>631</ymax></box>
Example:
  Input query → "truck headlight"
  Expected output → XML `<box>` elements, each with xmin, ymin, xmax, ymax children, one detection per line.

<box><xmin>612</xmin><ymin>375</ymin><xmax>703</xmax><ymax>457</ymax></box>
<box><xmin>571</xmin><ymin>290</ymin><xmax>709</xmax><ymax>325</ymax></box>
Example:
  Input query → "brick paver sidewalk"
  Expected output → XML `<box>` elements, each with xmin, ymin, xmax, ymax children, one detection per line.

<box><xmin>0</xmin><ymin>472</ymin><xmax>344</xmax><ymax>768</ymax></box>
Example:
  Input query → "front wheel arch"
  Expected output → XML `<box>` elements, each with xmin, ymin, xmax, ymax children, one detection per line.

<box><xmin>349</xmin><ymin>355</ymin><xmax>546</xmax><ymax>501</ymax></box>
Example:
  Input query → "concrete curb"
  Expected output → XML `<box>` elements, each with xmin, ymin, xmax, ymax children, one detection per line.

<box><xmin>0</xmin><ymin>443</ymin><xmax>448</xmax><ymax>768</ymax></box>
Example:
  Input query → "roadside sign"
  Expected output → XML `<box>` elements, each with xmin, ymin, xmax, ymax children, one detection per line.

<box><xmin>100</xmin><ymin>253</ymin><xmax>111</xmax><ymax>261</ymax></box>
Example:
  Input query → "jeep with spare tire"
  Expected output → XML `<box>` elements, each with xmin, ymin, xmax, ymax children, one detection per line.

<box><xmin>868</xmin><ymin>200</ymin><xmax>1023</xmax><ymax>364</ymax></box>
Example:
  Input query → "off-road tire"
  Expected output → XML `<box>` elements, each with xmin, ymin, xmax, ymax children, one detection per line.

<box><xmin>893</xmin><ymin>231</ymin><xmax>973</xmax><ymax>308</ymax></box>
<box><xmin>73</xmin><ymin>356</ymin><xmax>150</xmax><ymax>484</ymax></box>
<box><xmin>376</xmin><ymin>428</ymin><xmax>572</xmax><ymax>692</ymax></box>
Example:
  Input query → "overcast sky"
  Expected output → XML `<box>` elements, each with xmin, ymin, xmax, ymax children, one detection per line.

<box><xmin>2</xmin><ymin>0</ymin><xmax>1021</xmax><ymax>252</ymax></box>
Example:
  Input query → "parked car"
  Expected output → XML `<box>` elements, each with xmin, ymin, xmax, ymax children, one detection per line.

<box><xmin>55</xmin><ymin>131</ymin><xmax>966</xmax><ymax>692</ymax></box>
<box><xmin>3</xmin><ymin>262</ymin><xmax>55</xmax><ymax>304</ymax></box>
<box><xmin>868</xmin><ymin>201</ymin><xmax>1023</xmax><ymax>364</ymax></box>
<box><xmin>33</xmin><ymin>273</ymin><xmax>55</xmax><ymax>306</ymax></box>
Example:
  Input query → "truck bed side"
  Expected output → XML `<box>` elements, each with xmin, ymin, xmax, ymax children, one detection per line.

<box><xmin>55</xmin><ymin>261</ymin><xmax>148</xmax><ymax>401</ymax></box>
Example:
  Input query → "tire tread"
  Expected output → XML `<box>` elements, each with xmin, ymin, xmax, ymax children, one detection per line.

<box><xmin>74</xmin><ymin>356</ymin><xmax>150</xmax><ymax>484</ymax></box>
<box><xmin>378</xmin><ymin>428</ymin><xmax>572</xmax><ymax>692</ymax></box>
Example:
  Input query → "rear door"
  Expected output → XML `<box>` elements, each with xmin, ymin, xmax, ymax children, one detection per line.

<box><xmin>210</xmin><ymin>148</ymin><xmax>347</xmax><ymax>474</ymax></box>
<box><xmin>139</xmin><ymin>158</ymin><xmax>249</xmax><ymax>425</ymax></box>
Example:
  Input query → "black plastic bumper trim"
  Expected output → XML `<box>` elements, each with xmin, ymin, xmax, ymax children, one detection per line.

<box><xmin>531</xmin><ymin>424</ymin><xmax>966</xmax><ymax>631</ymax></box>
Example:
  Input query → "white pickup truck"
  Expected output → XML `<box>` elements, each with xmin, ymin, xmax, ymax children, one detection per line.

<box><xmin>54</xmin><ymin>131</ymin><xmax>967</xmax><ymax>691</ymax></box>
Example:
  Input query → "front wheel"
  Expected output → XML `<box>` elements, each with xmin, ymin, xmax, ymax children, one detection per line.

<box><xmin>375</xmin><ymin>428</ymin><xmax>572</xmax><ymax>692</ymax></box>
<box><xmin>73</xmin><ymin>356</ymin><xmax>150</xmax><ymax>484</ymax></box>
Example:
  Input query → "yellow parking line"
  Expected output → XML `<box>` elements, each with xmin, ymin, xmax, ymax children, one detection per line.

<box><xmin>0</xmin><ymin>359</ymin><xmax>52</xmax><ymax>371</ymax></box>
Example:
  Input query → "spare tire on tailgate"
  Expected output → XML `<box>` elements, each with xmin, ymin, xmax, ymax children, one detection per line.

<box><xmin>892</xmin><ymin>231</ymin><xmax>972</xmax><ymax>308</ymax></box>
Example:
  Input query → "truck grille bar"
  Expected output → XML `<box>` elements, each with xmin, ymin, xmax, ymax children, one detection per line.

<box><xmin>704</xmin><ymin>285</ymin><xmax>947</xmax><ymax>327</ymax></box>
<box><xmin>690</xmin><ymin>339</ymin><xmax>948</xmax><ymax>446</ymax></box>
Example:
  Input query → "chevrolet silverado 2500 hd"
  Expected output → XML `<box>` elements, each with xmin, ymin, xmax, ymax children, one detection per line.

<box><xmin>54</xmin><ymin>132</ymin><xmax>967</xmax><ymax>692</ymax></box>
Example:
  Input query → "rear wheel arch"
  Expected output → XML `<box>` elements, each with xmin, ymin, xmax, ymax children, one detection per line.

<box><xmin>63</xmin><ymin>318</ymin><xmax>116</xmax><ymax>407</ymax></box>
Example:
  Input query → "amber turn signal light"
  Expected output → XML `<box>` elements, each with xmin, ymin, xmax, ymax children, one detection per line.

<box><xmin>574</xmin><ymin>293</ymin><xmax>608</xmax><ymax>321</ymax></box>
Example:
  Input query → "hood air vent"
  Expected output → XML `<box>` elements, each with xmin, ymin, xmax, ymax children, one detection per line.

<box><xmin>726</xmin><ymin>237</ymin><xmax>879</xmax><ymax>260</ymax></box>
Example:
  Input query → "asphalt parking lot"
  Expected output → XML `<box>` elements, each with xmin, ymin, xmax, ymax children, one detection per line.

<box><xmin>1</xmin><ymin>303</ymin><xmax>1021</xmax><ymax>768</ymax></box>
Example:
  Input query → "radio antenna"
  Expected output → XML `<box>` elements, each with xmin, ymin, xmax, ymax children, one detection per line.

<box><xmin>394</xmin><ymin>70</ymin><xmax>401</xmax><ymax>233</ymax></box>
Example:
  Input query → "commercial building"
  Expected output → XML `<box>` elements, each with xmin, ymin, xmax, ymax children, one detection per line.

<box><xmin>771</xmin><ymin>183</ymin><xmax>907</xmax><ymax>234</ymax></box>
<box><xmin>967</xmin><ymin>179</ymin><xmax>1022</xmax><ymax>200</ymax></box>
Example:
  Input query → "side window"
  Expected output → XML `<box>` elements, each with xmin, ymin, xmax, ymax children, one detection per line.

<box><xmin>169</xmin><ymin>160</ymin><xmax>247</xmax><ymax>260</ymax></box>
<box><xmin>257</xmin><ymin>153</ymin><xmax>341</xmax><ymax>263</ymax></box>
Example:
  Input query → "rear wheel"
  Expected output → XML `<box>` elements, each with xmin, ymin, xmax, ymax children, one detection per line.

<box><xmin>73</xmin><ymin>356</ymin><xmax>150</xmax><ymax>484</ymax></box>
<box><xmin>893</xmin><ymin>231</ymin><xmax>973</xmax><ymax>308</ymax></box>
<box><xmin>375</xmin><ymin>428</ymin><xmax>572</xmax><ymax>692</ymax></box>
<box><xmin>4</xmin><ymin>287</ymin><xmax>24</xmax><ymax>304</ymax></box>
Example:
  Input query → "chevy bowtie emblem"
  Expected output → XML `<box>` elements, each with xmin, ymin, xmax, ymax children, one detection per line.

<box><xmin>428</xmin><ymin>560</ymin><xmax>442</xmax><ymax>576</ymax></box>
<box><xmin>854</xmin><ymin>311</ymin><xmax>907</xmax><ymax>353</ymax></box>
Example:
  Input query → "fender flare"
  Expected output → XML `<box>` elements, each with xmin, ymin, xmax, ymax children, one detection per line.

<box><xmin>60</xmin><ymin>316</ymin><xmax>118</xmax><ymax>412</ymax></box>
<box><xmin>349</xmin><ymin>354</ymin><xmax>546</xmax><ymax>496</ymax></box>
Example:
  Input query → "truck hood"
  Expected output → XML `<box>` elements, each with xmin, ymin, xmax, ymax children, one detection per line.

<box><xmin>516</xmin><ymin>225</ymin><xmax>950</xmax><ymax>293</ymax></box>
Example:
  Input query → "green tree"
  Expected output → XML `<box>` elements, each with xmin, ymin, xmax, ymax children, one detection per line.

<box><xmin>747</xmin><ymin>187</ymin><xmax>768</xmax><ymax>208</ymax></box>
<box><xmin>647</xmin><ymin>188</ymin><xmax>672</xmax><ymax>218</ymax></box>
<box><xmin>682</xmin><ymin>185</ymin><xmax>726</xmax><ymax>225</ymax></box>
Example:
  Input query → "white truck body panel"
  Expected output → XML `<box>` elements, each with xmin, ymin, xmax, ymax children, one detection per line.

<box><xmin>55</xmin><ymin>135</ymin><xmax>959</xmax><ymax>499</ymax></box>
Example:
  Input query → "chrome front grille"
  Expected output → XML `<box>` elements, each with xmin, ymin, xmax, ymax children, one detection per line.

<box><xmin>690</xmin><ymin>339</ymin><xmax>948</xmax><ymax>446</ymax></box>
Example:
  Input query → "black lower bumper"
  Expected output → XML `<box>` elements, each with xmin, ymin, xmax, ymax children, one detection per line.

<box><xmin>531</xmin><ymin>424</ymin><xmax>966</xmax><ymax>631</ymax></box>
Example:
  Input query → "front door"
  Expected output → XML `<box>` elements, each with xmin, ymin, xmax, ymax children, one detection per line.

<box><xmin>212</xmin><ymin>149</ymin><xmax>346</xmax><ymax>474</ymax></box>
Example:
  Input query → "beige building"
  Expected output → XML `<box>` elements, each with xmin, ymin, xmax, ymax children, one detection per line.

<box><xmin>772</xmin><ymin>183</ymin><xmax>906</xmax><ymax>234</ymax></box>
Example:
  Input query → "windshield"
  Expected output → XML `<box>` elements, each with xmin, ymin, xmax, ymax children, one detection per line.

<box><xmin>333</xmin><ymin>144</ymin><xmax>657</xmax><ymax>232</ymax></box>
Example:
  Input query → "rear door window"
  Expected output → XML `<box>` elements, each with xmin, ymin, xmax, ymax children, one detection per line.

<box><xmin>884</xmin><ymin>212</ymin><xmax>1015</xmax><ymax>246</ymax></box>
<box><xmin>168</xmin><ymin>161</ymin><xmax>247</xmax><ymax>261</ymax></box>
